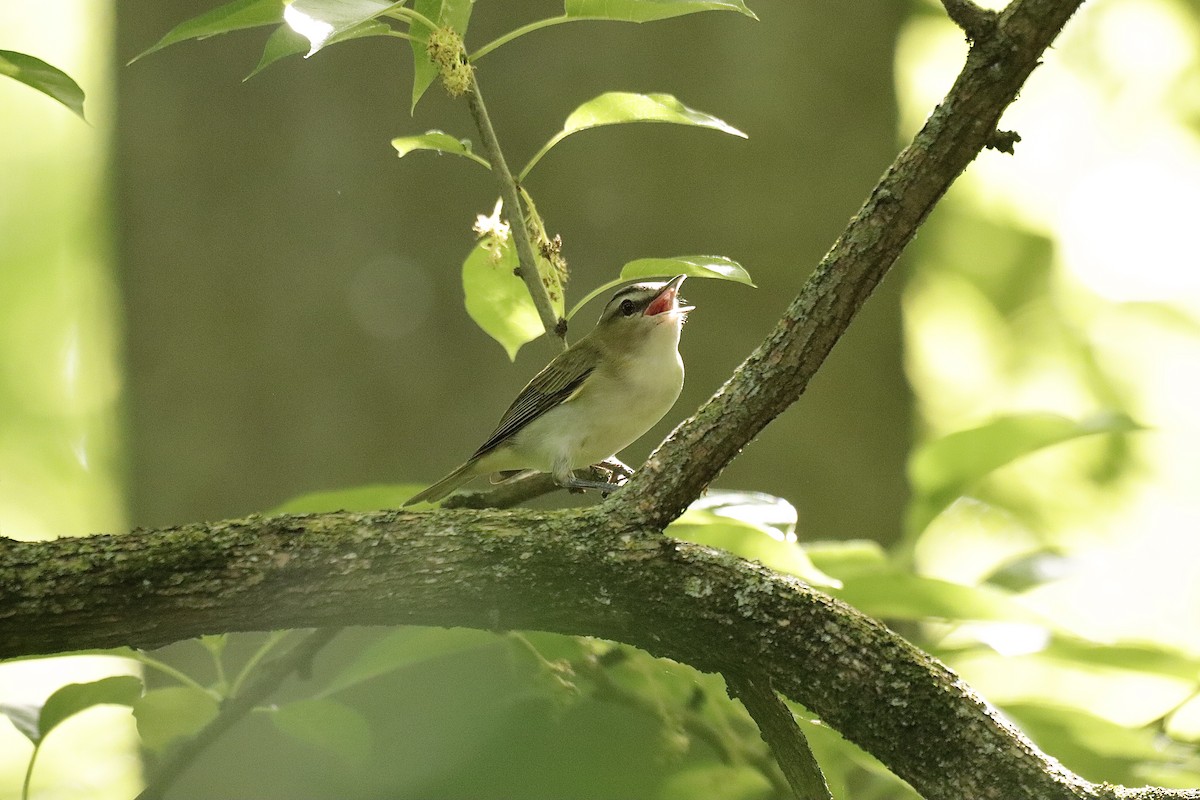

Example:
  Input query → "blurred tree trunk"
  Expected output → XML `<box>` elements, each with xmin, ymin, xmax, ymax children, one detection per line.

<box><xmin>115</xmin><ymin>1</ymin><xmax>909</xmax><ymax>541</ymax></box>
<box><xmin>114</xmin><ymin>3</ymin><xmax>908</xmax><ymax>796</ymax></box>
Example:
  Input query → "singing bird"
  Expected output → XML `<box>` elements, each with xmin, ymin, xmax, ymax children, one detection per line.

<box><xmin>404</xmin><ymin>274</ymin><xmax>693</xmax><ymax>505</ymax></box>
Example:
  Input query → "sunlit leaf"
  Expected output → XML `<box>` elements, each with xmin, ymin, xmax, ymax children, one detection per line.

<box><xmin>34</xmin><ymin>676</ymin><xmax>142</xmax><ymax>743</ymax></box>
<box><xmin>272</xmin><ymin>698</ymin><xmax>371</xmax><ymax>768</ymax></box>
<box><xmin>248</xmin><ymin>19</ymin><xmax>391</xmax><ymax>78</ymax></box>
<box><xmin>833</xmin><ymin>572</ymin><xmax>1049</xmax><ymax>625</ymax></box>
<box><xmin>984</xmin><ymin>548</ymin><xmax>1073</xmax><ymax>592</ymax></box>
<box><xmin>283</xmin><ymin>0</ymin><xmax>396</xmax><ymax>56</ymax></box>
<box><xmin>391</xmin><ymin>130</ymin><xmax>489</xmax><ymax>168</ymax></box>
<box><xmin>563</xmin><ymin>0</ymin><xmax>758</xmax><ymax>23</ymax></box>
<box><xmin>621</xmin><ymin>255</ymin><xmax>754</xmax><ymax>285</ymax></box>
<box><xmin>670</xmin><ymin>491</ymin><xmax>840</xmax><ymax>587</ymax></box>
<box><xmin>521</xmin><ymin>92</ymin><xmax>746</xmax><ymax>179</ymax></box>
<box><xmin>462</xmin><ymin>237</ymin><xmax>543</xmax><ymax>361</ymax></box>
<box><xmin>1004</xmin><ymin>702</ymin><xmax>1185</xmax><ymax>785</ymax></box>
<box><xmin>568</xmin><ymin>256</ymin><xmax>753</xmax><ymax>320</ymax></box>
<box><xmin>1037</xmin><ymin>637</ymin><xmax>1200</xmax><ymax>682</ymax></box>
<box><xmin>0</xmin><ymin>703</ymin><xmax>41</xmax><ymax>742</ymax></box>
<box><xmin>807</xmin><ymin>540</ymin><xmax>1048</xmax><ymax>624</ymax></box>
<box><xmin>133</xmin><ymin>687</ymin><xmax>219</xmax><ymax>752</ymax></box>
<box><xmin>272</xmin><ymin>483</ymin><xmax>428</xmax><ymax>514</ymax></box>
<box><xmin>133</xmin><ymin>0</ymin><xmax>283</xmax><ymax>61</ymax></box>
<box><xmin>409</xmin><ymin>0</ymin><xmax>474</xmax><ymax>112</ymax></box>
<box><xmin>906</xmin><ymin>412</ymin><xmax>1143</xmax><ymax>536</ymax></box>
<box><xmin>321</xmin><ymin>627</ymin><xmax>499</xmax><ymax>697</ymax></box>
<box><xmin>0</xmin><ymin>50</ymin><xmax>86</xmax><ymax>120</ymax></box>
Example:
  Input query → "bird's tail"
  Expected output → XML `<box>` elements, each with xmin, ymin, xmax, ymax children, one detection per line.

<box><xmin>403</xmin><ymin>460</ymin><xmax>479</xmax><ymax>507</ymax></box>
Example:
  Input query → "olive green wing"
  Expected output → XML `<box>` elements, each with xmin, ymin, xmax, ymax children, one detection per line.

<box><xmin>472</xmin><ymin>348</ymin><xmax>594</xmax><ymax>459</ymax></box>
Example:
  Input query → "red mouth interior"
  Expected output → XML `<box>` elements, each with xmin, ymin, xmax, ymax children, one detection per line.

<box><xmin>645</xmin><ymin>287</ymin><xmax>676</xmax><ymax>316</ymax></box>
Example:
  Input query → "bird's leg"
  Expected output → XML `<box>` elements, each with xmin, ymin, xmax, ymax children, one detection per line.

<box><xmin>596</xmin><ymin>458</ymin><xmax>634</xmax><ymax>482</ymax></box>
<box><xmin>553</xmin><ymin>460</ymin><xmax>623</xmax><ymax>494</ymax></box>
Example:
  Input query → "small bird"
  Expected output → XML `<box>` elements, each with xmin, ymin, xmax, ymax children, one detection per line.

<box><xmin>404</xmin><ymin>274</ymin><xmax>693</xmax><ymax>506</ymax></box>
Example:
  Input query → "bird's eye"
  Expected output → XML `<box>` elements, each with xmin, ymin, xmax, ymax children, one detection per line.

<box><xmin>619</xmin><ymin>299</ymin><xmax>636</xmax><ymax>316</ymax></box>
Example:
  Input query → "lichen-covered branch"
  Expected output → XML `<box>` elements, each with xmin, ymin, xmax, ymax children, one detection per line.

<box><xmin>609</xmin><ymin>0</ymin><xmax>1087</xmax><ymax>528</ymax></box>
<box><xmin>1</xmin><ymin>511</ymin><xmax>1196</xmax><ymax>800</ymax></box>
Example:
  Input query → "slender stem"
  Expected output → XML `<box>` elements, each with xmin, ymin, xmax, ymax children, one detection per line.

<box><xmin>567</xmin><ymin>277</ymin><xmax>626</xmax><ymax>320</ymax></box>
<box><xmin>135</xmin><ymin>628</ymin><xmax>342</xmax><ymax>800</ymax></box>
<box><xmin>385</xmin><ymin>6</ymin><xmax>439</xmax><ymax>34</ymax></box>
<box><xmin>229</xmin><ymin>630</ymin><xmax>291</xmax><ymax>697</ymax></box>
<box><xmin>470</xmin><ymin>16</ymin><xmax>605</xmax><ymax>62</ymax></box>
<box><xmin>465</xmin><ymin>71</ymin><xmax>567</xmax><ymax>346</ymax></box>
<box><xmin>20</xmin><ymin>743</ymin><xmax>40</xmax><ymax>800</ymax></box>
<box><xmin>132</xmin><ymin>653</ymin><xmax>210</xmax><ymax>693</ymax></box>
<box><xmin>382</xmin><ymin>29</ymin><xmax>417</xmax><ymax>45</ymax></box>
<box><xmin>518</xmin><ymin>132</ymin><xmax>565</xmax><ymax>184</ymax></box>
<box><xmin>726</xmin><ymin>671</ymin><xmax>832</xmax><ymax>800</ymax></box>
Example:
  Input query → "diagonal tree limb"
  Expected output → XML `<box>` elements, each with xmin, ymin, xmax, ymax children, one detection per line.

<box><xmin>608</xmin><ymin>0</ymin><xmax>1088</xmax><ymax>529</ymax></box>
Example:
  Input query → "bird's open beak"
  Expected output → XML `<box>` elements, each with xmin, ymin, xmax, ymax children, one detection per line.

<box><xmin>644</xmin><ymin>274</ymin><xmax>694</xmax><ymax>317</ymax></box>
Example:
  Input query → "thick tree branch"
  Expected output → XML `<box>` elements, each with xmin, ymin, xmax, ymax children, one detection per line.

<box><xmin>2</xmin><ymin>512</ymin><xmax>1196</xmax><ymax>800</ymax></box>
<box><xmin>608</xmin><ymin>0</ymin><xmax>1087</xmax><ymax>528</ymax></box>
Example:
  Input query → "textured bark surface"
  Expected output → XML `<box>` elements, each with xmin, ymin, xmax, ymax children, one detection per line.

<box><xmin>2</xmin><ymin>511</ymin><xmax>1196</xmax><ymax>800</ymax></box>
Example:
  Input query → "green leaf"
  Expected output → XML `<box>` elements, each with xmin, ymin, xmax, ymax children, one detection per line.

<box><xmin>321</xmin><ymin>627</ymin><xmax>499</xmax><ymax>697</ymax></box>
<box><xmin>248</xmin><ymin>18</ymin><xmax>391</xmax><ymax>78</ymax></box>
<box><xmin>36</xmin><ymin>676</ymin><xmax>142</xmax><ymax>743</ymax></box>
<box><xmin>831</xmin><ymin>572</ymin><xmax>1049</xmax><ymax>625</ymax></box>
<box><xmin>621</xmin><ymin>255</ymin><xmax>754</xmax><ymax>285</ymax></box>
<box><xmin>1003</xmin><ymin>702</ymin><xmax>1182</xmax><ymax>784</ymax></box>
<box><xmin>669</xmin><ymin>491</ymin><xmax>840</xmax><ymax>588</ymax></box>
<box><xmin>272</xmin><ymin>698</ymin><xmax>371</xmax><ymax>768</ymax></box>
<box><xmin>521</xmin><ymin>92</ymin><xmax>746</xmax><ymax>179</ymax></box>
<box><xmin>133</xmin><ymin>687</ymin><xmax>219</xmax><ymax>752</ymax></box>
<box><xmin>568</xmin><ymin>255</ymin><xmax>754</xmax><ymax>320</ymax></box>
<box><xmin>283</xmin><ymin>0</ymin><xmax>396</xmax><ymax>56</ymax></box>
<box><xmin>391</xmin><ymin>130</ymin><xmax>490</xmax><ymax>168</ymax></box>
<box><xmin>409</xmin><ymin>0</ymin><xmax>475</xmax><ymax>113</ymax></box>
<box><xmin>563</xmin><ymin>0</ymin><xmax>758</xmax><ymax>23</ymax></box>
<box><xmin>462</xmin><ymin>237</ymin><xmax>543</xmax><ymax>361</ymax></box>
<box><xmin>133</xmin><ymin>0</ymin><xmax>283</xmax><ymax>61</ymax></box>
<box><xmin>808</xmin><ymin>541</ymin><xmax>1048</xmax><ymax>624</ymax></box>
<box><xmin>1036</xmin><ymin>637</ymin><xmax>1200</xmax><ymax>682</ymax></box>
<box><xmin>0</xmin><ymin>50</ymin><xmax>86</xmax><ymax>120</ymax></box>
<box><xmin>906</xmin><ymin>412</ymin><xmax>1143</xmax><ymax>536</ymax></box>
<box><xmin>272</xmin><ymin>483</ymin><xmax>429</xmax><ymax>514</ymax></box>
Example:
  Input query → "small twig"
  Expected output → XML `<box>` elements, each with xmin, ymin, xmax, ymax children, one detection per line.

<box><xmin>726</xmin><ymin>671</ymin><xmax>832</xmax><ymax>800</ymax></box>
<box><xmin>939</xmin><ymin>0</ymin><xmax>998</xmax><ymax>41</ymax></box>
<box><xmin>135</xmin><ymin>628</ymin><xmax>341</xmax><ymax>800</ymax></box>
<box><xmin>465</xmin><ymin>70</ymin><xmax>568</xmax><ymax>349</ymax></box>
